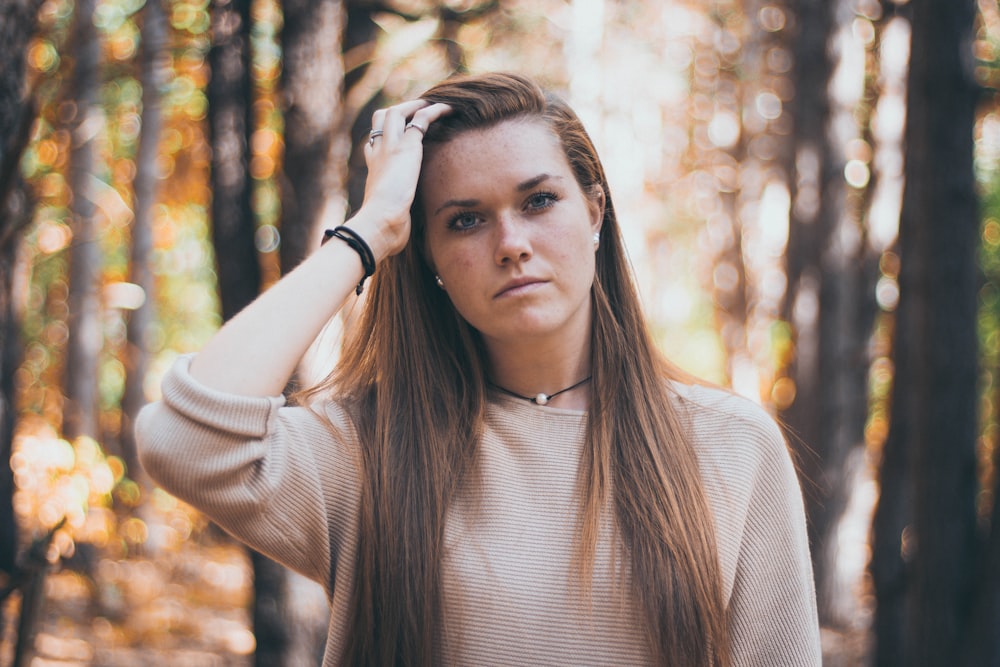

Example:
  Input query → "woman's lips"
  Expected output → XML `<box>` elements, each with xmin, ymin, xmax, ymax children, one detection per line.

<box><xmin>495</xmin><ymin>278</ymin><xmax>545</xmax><ymax>298</ymax></box>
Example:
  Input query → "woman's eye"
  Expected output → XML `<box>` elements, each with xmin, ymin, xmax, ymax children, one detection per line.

<box><xmin>526</xmin><ymin>191</ymin><xmax>558</xmax><ymax>211</ymax></box>
<box><xmin>448</xmin><ymin>211</ymin><xmax>482</xmax><ymax>230</ymax></box>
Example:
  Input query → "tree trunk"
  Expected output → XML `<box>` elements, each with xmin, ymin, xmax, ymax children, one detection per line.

<box><xmin>342</xmin><ymin>3</ymin><xmax>385</xmax><ymax>216</ymax></box>
<box><xmin>0</xmin><ymin>0</ymin><xmax>43</xmax><ymax>215</ymax></box>
<box><xmin>207</xmin><ymin>0</ymin><xmax>294</xmax><ymax>662</ymax></box>
<box><xmin>249</xmin><ymin>551</ymin><xmax>291</xmax><ymax>666</ymax></box>
<box><xmin>0</xmin><ymin>0</ymin><xmax>44</xmax><ymax>591</ymax></box>
<box><xmin>966</xmin><ymin>451</ymin><xmax>1000</xmax><ymax>665</ymax></box>
<box><xmin>781</xmin><ymin>0</ymin><xmax>839</xmax><ymax>605</ymax></box>
<box><xmin>780</xmin><ymin>0</ymin><xmax>881</xmax><ymax>628</ymax></box>
<box><xmin>279</xmin><ymin>0</ymin><xmax>346</xmax><ymax>272</ymax></box>
<box><xmin>0</xmin><ymin>221</ymin><xmax>21</xmax><ymax>619</ymax></box>
<box><xmin>208</xmin><ymin>0</ymin><xmax>260</xmax><ymax>322</ymax></box>
<box><xmin>257</xmin><ymin>1</ymin><xmax>350</xmax><ymax>662</ymax></box>
<box><xmin>871</xmin><ymin>0</ymin><xmax>980</xmax><ymax>664</ymax></box>
<box><xmin>1</xmin><ymin>0</ymin><xmax>46</xmax><ymax>653</ymax></box>
<box><xmin>120</xmin><ymin>0</ymin><xmax>167</xmax><ymax>482</ymax></box>
<box><xmin>0</xmin><ymin>188</ymin><xmax>30</xmax><ymax>649</ymax></box>
<box><xmin>63</xmin><ymin>0</ymin><xmax>103</xmax><ymax>442</ymax></box>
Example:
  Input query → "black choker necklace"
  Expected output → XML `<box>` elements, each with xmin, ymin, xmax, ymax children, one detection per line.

<box><xmin>490</xmin><ymin>376</ymin><xmax>592</xmax><ymax>406</ymax></box>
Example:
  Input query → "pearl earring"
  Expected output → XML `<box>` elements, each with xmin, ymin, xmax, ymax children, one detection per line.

<box><xmin>435</xmin><ymin>275</ymin><xmax>445</xmax><ymax>289</ymax></box>
<box><xmin>593</xmin><ymin>232</ymin><xmax>600</xmax><ymax>247</ymax></box>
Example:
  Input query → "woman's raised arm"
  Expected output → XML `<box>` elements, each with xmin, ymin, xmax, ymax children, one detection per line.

<box><xmin>187</xmin><ymin>100</ymin><xmax>451</xmax><ymax>397</ymax></box>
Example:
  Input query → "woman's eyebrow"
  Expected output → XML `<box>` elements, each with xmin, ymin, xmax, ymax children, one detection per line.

<box><xmin>433</xmin><ymin>174</ymin><xmax>563</xmax><ymax>216</ymax></box>
<box><xmin>516</xmin><ymin>173</ymin><xmax>561</xmax><ymax>191</ymax></box>
<box><xmin>434</xmin><ymin>198</ymin><xmax>479</xmax><ymax>216</ymax></box>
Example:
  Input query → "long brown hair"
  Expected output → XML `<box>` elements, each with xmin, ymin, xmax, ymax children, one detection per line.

<box><xmin>308</xmin><ymin>72</ymin><xmax>728</xmax><ymax>666</ymax></box>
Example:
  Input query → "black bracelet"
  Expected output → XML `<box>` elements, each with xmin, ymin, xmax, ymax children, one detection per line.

<box><xmin>322</xmin><ymin>225</ymin><xmax>376</xmax><ymax>295</ymax></box>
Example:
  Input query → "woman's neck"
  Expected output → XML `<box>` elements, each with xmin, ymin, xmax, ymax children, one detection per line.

<box><xmin>484</xmin><ymin>333</ymin><xmax>592</xmax><ymax>410</ymax></box>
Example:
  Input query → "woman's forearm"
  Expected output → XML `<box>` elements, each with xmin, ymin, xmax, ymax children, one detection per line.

<box><xmin>187</xmin><ymin>100</ymin><xmax>451</xmax><ymax>397</ymax></box>
<box><xmin>188</xmin><ymin>212</ymin><xmax>389</xmax><ymax>397</ymax></box>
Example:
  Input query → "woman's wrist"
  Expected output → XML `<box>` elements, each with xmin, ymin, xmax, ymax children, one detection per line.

<box><xmin>339</xmin><ymin>209</ymin><xmax>406</xmax><ymax>264</ymax></box>
<box><xmin>322</xmin><ymin>226</ymin><xmax>376</xmax><ymax>295</ymax></box>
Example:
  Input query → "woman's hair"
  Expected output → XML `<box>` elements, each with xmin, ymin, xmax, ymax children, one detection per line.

<box><xmin>308</xmin><ymin>72</ymin><xmax>728</xmax><ymax>666</ymax></box>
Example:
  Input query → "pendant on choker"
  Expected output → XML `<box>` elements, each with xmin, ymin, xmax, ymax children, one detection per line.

<box><xmin>490</xmin><ymin>376</ymin><xmax>592</xmax><ymax>406</ymax></box>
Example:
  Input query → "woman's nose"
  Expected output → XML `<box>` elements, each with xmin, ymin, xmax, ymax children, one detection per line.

<box><xmin>494</xmin><ymin>215</ymin><xmax>532</xmax><ymax>265</ymax></box>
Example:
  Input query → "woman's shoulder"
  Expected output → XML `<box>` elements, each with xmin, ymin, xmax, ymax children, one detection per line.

<box><xmin>668</xmin><ymin>382</ymin><xmax>805</xmax><ymax>569</ymax></box>
<box><xmin>668</xmin><ymin>381</ymin><xmax>789</xmax><ymax>470</ymax></box>
<box><xmin>670</xmin><ymin>382</ymin><xmax>780</xmax><ymax>432</ymax></box>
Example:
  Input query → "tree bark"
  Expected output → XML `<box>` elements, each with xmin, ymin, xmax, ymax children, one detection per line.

<box><xmin>261</xmin><ymin>0</ymin><xmax>349</xmax><ymax>662</ymax></box>
<box><xmin>208</xmin><ymin>0</ymin><xmax>260</xmax><ymax>322</ymax></box>
<box><xmin>1</xmin><ymin>0</ymin><xmax>46</xmax><ymax>652</ymax></box>
<box><xmin>779</xmin><ymin>0</ymin><xmax>882</xmax><ymax>628</ymax></box>
<box><xmin>207</xmin><ymin>0</ymin><xmax>298</xmax><ymax>662</ymax></box>
<box><xmin>0</xmin><ymin>0</ymin><xmax>43</xmax><ymax>222</ymax></box>
<box><xmin>965</xmin><ymin>458</ymin><xmax>1000</xmax><ymax>666</ymax></box>
<box><xmin>62</xmin><ymin>0</ymin><xmax>103</xmax><ymax>442</ymax></box>
<box><xmin>279</xmin><ymin>0</ymin><xmax>346</xmax><ymax>271</ymax></box>
<box><xmin>342</xmin><ymin>3</ymin><xmax>385</xmax><ymax>216</ymax></box>
<box><xmin>871</xmin><ymin>0</ymin><xmax>980</xmax><ymax>664</ymax></box>
<box><xmin>0</xmin><ymin>214</ymin><xmax>22</xmax><ymax>607</ymax></box>
<box><xmin>0</xmin><ymin>0</ymin><xmax>44</xmax><ymax>590</ymax></box>
<box><xmin>120</xmin><ymin>0</ymin><xmax>168</xmax><ymax>482</ymax></box>
<box><xmin>249</xmin><ymin>551</ymin><xmax>291</xmax><ymax>666</ymax></box>
<box><xmin>0</xmin><ymin>187</ymin><xmax>30</xmax><ymax>651</ymax></box>
<box><xmin>781</xmin><ymin>0</ymin><xmax>839</xmax><ymax>601</ymax></box>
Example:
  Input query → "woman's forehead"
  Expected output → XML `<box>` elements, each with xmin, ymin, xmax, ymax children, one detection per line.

<box><xmin>421</xmin><ymin>119</ymin><xmax>567</xmax><ymax>181</ymax></box>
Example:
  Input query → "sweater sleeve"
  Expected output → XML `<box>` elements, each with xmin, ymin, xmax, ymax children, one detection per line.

<box><xmin>135</xmin><ymin>354</ymin><xmax>362</xmax><ymax>590</ymax></box>
<box><xmin>725</xmin><ymin>412</ymin><xmax>822</xmax><ymax>667</ymax></box>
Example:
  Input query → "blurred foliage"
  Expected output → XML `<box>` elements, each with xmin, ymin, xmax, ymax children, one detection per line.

<box><xmin>4</xmin><ymin>0</ymin><xmax>1000</xmax><ymax>663</ymax></box>
<box><xmin>8</xmin><ymin>0</ymin><xmax>227</xmax><ymax>660</ymax></box>
<box><xmin>976</xmin><ymin>0</ymin><xmax>1000</xmax><ymax>519</ymax></box>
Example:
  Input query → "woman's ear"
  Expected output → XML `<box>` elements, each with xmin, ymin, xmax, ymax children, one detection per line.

<box><xmin>588</xmin><ymin>185</ymin><xmax>606</xmax><ymax>235</ymax></box>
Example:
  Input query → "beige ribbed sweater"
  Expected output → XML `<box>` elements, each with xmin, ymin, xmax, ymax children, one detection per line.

<box><xmin>136</xmin><ymin>355</ymin><xmax>821</xmax><ymax>666</ymax></box>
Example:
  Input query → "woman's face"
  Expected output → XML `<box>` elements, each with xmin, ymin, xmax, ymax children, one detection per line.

<box><xmin>420</xmin><ymin>118</ymin><xmax>604</xmax><ymax>351</ymax></box>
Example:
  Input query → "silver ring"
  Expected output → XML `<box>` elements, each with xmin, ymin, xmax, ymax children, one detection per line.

<box><xmin>368</xmin><ymin>129</ymin><xmax>384</xmax><ymax>146</ymax></box>
<box><xmin>404</xmin><ymin>122</ymin><xmax>427</xmax><ymax>135</ymax></box>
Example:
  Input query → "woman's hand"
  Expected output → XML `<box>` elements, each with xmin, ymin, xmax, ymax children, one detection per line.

<box><xmin>185</xmin><ymin>100</ymin><xmax>449</xmax><ymax>397</ymax></box>
<box><xmin>351</xmin><ymin>100</ymin><xmax>452</xmax><ymax>261</ymax></box>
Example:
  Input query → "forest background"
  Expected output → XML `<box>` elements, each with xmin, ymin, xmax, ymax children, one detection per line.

<box><xmin>0</xmin><ymin>0</ymin><xmax>998</xmax><ymax>665</ymax></box>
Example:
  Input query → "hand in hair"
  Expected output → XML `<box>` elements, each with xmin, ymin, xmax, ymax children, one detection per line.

<box><xmin>184</xmin><ymin>99</ymin><xmax>450</xmax><ymax>397</ymax></box>
<box><xmin>354</xmin><ymin>100</ymin><xmax>452</xmax><ymax>261</ymax></box>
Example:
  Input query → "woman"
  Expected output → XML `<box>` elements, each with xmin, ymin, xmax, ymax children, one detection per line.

<box><xmin>137</xmin><ymin>72</ymin><xmax>820</xmax><ymax>666</ymax></box>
